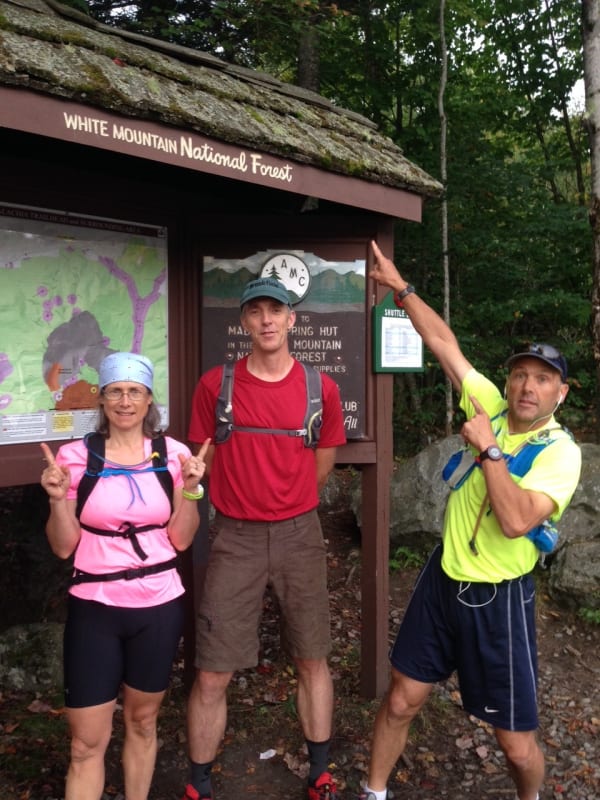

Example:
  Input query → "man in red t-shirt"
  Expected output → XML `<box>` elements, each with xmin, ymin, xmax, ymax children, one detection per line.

<box><xmin>183</xmin><ymin>277</ymin><xmax>346</xmax><ymax>800</ymax></box>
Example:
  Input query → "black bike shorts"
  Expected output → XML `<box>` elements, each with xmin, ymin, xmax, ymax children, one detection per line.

<box><xmin>63</xmin><ymin>594</ymin><xmax>184</xmax><ymax>708</ymax></box>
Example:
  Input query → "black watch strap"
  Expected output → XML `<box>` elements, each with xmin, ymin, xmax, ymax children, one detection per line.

<box><xmin>479</xmin><ymin>445</ymin><xmax>503</xmax><ymax>462</ymax></box>
<box><xmin>394</xmin><ymin>285</ymin><xmax>416</xmax><ymax>308</ymax></box>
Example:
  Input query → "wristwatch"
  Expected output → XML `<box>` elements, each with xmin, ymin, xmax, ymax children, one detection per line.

<box><xmin>479</xmin><ymin>445</ymin><xmax>503</xmax><ymax>462</ymax></box>
<box><xmin>393</xmin><ymin>285</ymin><xmax>416</xmax><ymax>308</ymax></box>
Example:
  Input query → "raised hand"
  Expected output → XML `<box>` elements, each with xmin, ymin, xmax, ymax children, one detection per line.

<box><xmin>369</xmin><ymin>240</ymin><xmax>407</xmax><ymax>292</ymax></box>
<box><xmin>178</xmin><ymin>437</ymin><xmax>211</xmax><ymax>492</ymax></box>
<box><xmin>40</xmin><ymin>442</ymin><xmax>71</xmax><ymax>500</ymax></box>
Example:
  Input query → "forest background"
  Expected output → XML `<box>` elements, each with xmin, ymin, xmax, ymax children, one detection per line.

<box><xmin>66</xmin><ymin>0</ymin><xmax>594</xmax><ymax>457</ymax></box>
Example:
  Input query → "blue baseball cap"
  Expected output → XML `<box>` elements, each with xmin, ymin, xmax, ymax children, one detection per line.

<box><xmin>98</xmin><ymin>352</ymin><xmax>154</xmax><ymax>390</ymax></box>
<box><xmin>506</xmin><ymin>343</ymin><xmax>568</xmax><ymax>382</ymax></box>
<box><xmin>240</xmin><ymin>277</ymin><xmax>291</xmax><ymax>308</ymax></box>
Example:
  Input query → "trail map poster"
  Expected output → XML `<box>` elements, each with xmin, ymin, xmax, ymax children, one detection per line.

<box><xmin>0</xmin><ymin>204</ymin><xmax>169</xmax><ymax>445</ymax></box>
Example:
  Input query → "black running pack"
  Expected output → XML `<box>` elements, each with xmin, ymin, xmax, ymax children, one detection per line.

<box><xmin>71</xmin><ymin>432</ymin><xmax>177</xmax><ymax>585</ymax></box>
<box><xmin>214</xmin><ymin>362</ymin><xmax>323</xmax><ymax>448</ymax></box>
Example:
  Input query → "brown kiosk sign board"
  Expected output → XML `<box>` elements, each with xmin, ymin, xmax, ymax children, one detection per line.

<box><xmin>201</xmin><ymin>251</ymin><xmax>366</xmax><ymax>439</ymax></box>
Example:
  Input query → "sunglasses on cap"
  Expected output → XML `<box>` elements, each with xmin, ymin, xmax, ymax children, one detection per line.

<box><xmin>505</xmin><ymin>342</ymin><xmax>568</xmax><ymax>382</ymax></box>
<box><xmin>525</xmin><ymin>343</ymin><xmax>561</xmax><ymax>359</ymax></box>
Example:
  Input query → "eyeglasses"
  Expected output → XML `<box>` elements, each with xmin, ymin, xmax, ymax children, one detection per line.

<box><xmin>102</xmin><ymin>387</ymin><xmax>148</xmax><ymax>402</ymax></box>
<box><xmin>526</xmin><ymin>343</ymin><xmax>561</xmax><ymax>359</ymax></box>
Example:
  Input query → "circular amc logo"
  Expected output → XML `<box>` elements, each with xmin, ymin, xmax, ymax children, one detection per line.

<box><xmin>260</xmin><ymin>253</ymin><xmax>311</xmax><ymax>304</ymax></box>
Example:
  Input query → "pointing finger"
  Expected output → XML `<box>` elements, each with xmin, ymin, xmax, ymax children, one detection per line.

<box><xmin>40</xmin><ymin>442</ymin><xmax>56</xmax><ymax>466</ymax></box>
<box><xmin>470</xmin><ymin>395</ymin><xmax>485</xmax><ymax>414</ymax></box>
<box><xmin>196</xmin><ymin>438</ymin><xmax>211</xmax><ymax>460</ymax></box>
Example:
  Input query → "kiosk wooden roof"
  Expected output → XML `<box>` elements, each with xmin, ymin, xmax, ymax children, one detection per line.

<box><xmin>0</xmin><ymin>0</ymin><xmax>441</xmax><ymax>210</ymax></box>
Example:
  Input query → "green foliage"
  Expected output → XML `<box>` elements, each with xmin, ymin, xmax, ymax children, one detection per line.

<box><xmin>83</xmin><ymin>0</ymin><xmax>593</xmax><ymax>452</ymax></box>
<box><xmin>389</xmin><ymin>544</ymin><xmax>425</xmax><ymax>572</ymax></box>
<box><xmin>578</xmin><ymin>606</ymin><xmax>600</xmax><ymax>625</ymax></box>
<box><xmin>386</xmin><ymin>0</ymin><xmax>590</xmax><ymax>453</ymax></box>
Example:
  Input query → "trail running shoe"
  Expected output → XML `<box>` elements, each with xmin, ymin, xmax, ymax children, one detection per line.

<box><xmin>181</xmin><ymin>784</ymin><xmax>212</xmax><ymax>800</ymax></box>
<box><xmin>307</xmin><ymin>771</ymin><xmax>339</xmax><ymax>800</ymax></box>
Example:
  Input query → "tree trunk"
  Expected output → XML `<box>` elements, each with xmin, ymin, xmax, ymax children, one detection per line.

<box><xmin>297</xmin><ymin>23</ymin><xmax>320</xmax><ymax>92</ymax></box>
<box><xmin>439</xmin><ymin>0</ymin><xmax>452</xmax><ymax>435</ymax></box>
<box><xmin>544</xmin><ymin>0</ymin><xmax>587</xmax><ymax>204</ymax></box>
<box><xmin>582</xmin><ymin>0</ymin><xmax>600</xmax><ymax>440</ymax></box>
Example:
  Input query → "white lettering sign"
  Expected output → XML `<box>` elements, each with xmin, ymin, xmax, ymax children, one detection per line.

<box><xmin>62</xmin><ymin>113</ymin><xmax>295</xmax><ymax>186</ymax></box>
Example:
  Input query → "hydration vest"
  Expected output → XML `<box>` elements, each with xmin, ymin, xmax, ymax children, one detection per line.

<box><xmin>71</xmin><ymin>432</ymin><xmax>177</xmax><ymax>585</ymax></box>
<box><xmin>442</xmin><ymin>412</ymin><xmax>574</xmax><ymax>554</ymax></box>
<box><xmin>443</xmin><ymin>412</ymin><xmax>572</xmax><ymax>489</ymax></box>
<box><xmin>214</xmin><ymin>362</ymin><xmax>323</xmax><ymax>449</ymax></box>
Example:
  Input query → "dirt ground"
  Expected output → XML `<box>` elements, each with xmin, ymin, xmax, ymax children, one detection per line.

<box><xmin>1</xmin><ymin>505</ymin><xmax>599</xmax><ymax>800</ymax></box>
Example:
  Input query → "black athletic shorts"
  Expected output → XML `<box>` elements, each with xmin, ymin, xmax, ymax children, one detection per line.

<box><xmin>63</xmin><ymin>594</ymin><xmax>184</xmax><ymax>708</ymax></box>
<box><xmin>390</xmin><ymin>545</ymin><xmax>539</xmax><ymax>731</ymax></box>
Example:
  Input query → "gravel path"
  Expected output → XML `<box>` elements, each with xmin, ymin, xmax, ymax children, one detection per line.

<box><xmin>1</xmin><ymin>510</ymin><xmax>598</xmax><ymax>800</ymax></box>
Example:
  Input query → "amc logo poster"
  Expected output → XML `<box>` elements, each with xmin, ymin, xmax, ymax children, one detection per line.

<box><xmin>201</xmin><ymin>251</ymin><xmax>365</xmax><ymax>439</ymax></box>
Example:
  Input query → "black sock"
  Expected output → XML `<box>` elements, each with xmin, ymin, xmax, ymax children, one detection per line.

<box><xmin>306</xmin><ymin>738</ymin><xmax>331</xmax><ymax>785</ymax></box>
<box><xmin>190</xmin><ymin>760</ymin><xmax>213</xmax><ymax>797</ymax></box>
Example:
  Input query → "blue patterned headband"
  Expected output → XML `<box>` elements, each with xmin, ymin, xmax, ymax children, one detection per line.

<box><xmin>98</xmin><ymin>352</ymin><xmax>154</xmax><ymax>391</ymax></box>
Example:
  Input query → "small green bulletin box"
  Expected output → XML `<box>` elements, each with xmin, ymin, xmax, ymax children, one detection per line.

<box><xmin>372</xmin><ymin>292</ymin><xmax>424</xmax><ymax>373</ymax></box>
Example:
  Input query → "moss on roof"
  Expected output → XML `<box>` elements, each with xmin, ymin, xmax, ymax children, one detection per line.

<box><xmin>0</xmin><ymin>0</ymin><xmax>443</xmax><ymax>198</ymax></box>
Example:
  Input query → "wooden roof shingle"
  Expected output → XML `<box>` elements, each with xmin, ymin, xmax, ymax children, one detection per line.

<box><xmin>0</xmin><ymin>0</ymin><xmax>443</xmax><ymax>199</ymax></box>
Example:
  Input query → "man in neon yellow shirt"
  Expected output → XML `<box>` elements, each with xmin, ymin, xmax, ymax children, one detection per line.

<box><xmin>359</xmin><ymin>242</ymin><xmax>581</xmax><ymax>800</ymax></box>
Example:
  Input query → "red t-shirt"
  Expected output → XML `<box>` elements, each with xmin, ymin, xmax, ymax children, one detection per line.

<box><xmin>188</xmin><ymin>358</ymin><xmax>346</xmax><ymax>520</ymax></box>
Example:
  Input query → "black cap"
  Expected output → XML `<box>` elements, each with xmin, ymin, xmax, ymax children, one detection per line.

<box><xmin>505</xmin><ymin>343</ymin><xmax>568</xmax><ymax>382</ymax></box>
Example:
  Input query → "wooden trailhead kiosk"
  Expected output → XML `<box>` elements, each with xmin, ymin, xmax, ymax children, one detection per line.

<box><xmin>0</xmin><ymin>0</ymin><xmax>443</xmax><ymax>696</ymax></box>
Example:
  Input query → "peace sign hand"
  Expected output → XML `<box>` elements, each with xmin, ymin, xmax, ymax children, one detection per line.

<box><xmin>40</xmin><ymin>442</ymin><xmax>71</xmax><ymax>500</ymax></box>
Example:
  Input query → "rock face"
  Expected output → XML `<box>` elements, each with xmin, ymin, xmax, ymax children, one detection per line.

<box><xmin>347</xmin><ymin>434</ymin><xmax>461</xmax><ymax>553</ymax></box>
<box><xmin>549</xmin><ymin>443</ymin><xmax>600</xmax><ymax>609</ymax></box>
<box><xmin>347</xmin><ymin>437</ymin><xmax>600</xmax><ymax>611</ymax></box>
<box><xmin>0</xmin><ymin>622</ymin><xmax>63</xmax><ymax>691</ymax></box>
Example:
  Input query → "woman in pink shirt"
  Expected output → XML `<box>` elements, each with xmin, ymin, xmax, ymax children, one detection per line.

<box><xmin>41</xmin><ymin>352</ymin><xmax>209</xmax><ymax>800</ymax></box>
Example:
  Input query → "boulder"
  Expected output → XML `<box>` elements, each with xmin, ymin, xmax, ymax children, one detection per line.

<box><xmin>0</xmin><ymin>622</ymin><xmax>64</xmax><ymax>691</ymax></box>
<box><xmin>548</xmin><ymin>443</ymin><xmax>600</xmax><ymax>608</ymax></box>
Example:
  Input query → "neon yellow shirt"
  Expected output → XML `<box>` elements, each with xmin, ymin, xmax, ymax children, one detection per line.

<box><xmin>441</xmin><ymin>369</ymin><xmax>582</xmax><ymax>582</ymax></box>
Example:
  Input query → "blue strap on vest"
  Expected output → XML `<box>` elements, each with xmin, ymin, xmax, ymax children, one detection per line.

<box><xmin>443</xmin><ymin>411</ymin><xmax>561</xmax><ymax>488</ymax></box>
<box><xmin>72</xmin><ymin>432</ymin><xmax>177</xmax><ymax>583</ymax></box>
<box><xmin>442</xmin><ymin>411</ymin><xmax>571</xmax><ymax>553</ymax></box>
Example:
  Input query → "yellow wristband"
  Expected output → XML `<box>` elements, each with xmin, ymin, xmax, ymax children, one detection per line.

<box><xmin>182</xmin><ymin>486</ymin><xmax>204</xmax><ymax>501</ymax></box>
